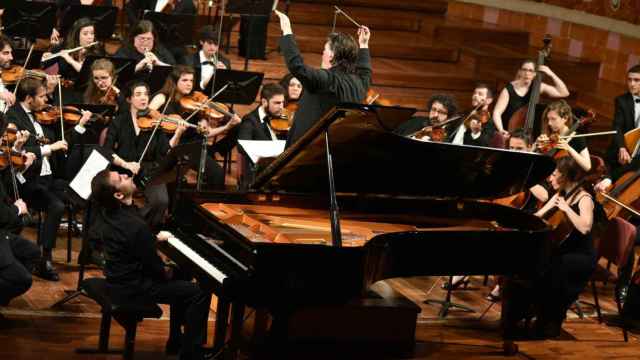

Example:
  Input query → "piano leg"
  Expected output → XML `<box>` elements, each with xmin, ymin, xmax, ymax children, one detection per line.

<box><xmin>213</xmin><ymin>299</ymin><xmax>230</xmax><ymax>353</ymax></box>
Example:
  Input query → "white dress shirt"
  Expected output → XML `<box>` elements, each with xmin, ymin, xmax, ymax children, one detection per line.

<box><xmin>199</xmin><ymin>50</ymin><xmax>215</xmax><ymax>90</ymax></box>
<box><xmin>634</xmin><ymin>95</ymin><xmax>640</xmax><ymax>128</ymax></box>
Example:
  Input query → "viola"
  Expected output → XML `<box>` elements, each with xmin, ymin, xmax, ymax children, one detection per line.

<box><xmin>179</xmin><ymin>91</ymin><xmax>233</xmax><ymax>125</ymax></box>
<box><xmin>136</xmin><ymin>108</ymin><xmax>201</xmax><ymax>134</ymax></box>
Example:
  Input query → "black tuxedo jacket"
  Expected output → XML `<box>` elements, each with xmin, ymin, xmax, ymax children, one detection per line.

<box><xmin>612</xmin><ymin>92</ymin><xmax>637</xmax><ymax>150</ymax></box>
<box><xmin>6</xmin><ymin>105</ymin><xmax>62</xmax><ymax>179</ymax></box>
<box><xmin>186</xmin><ymin>52</ymin><xmax>232</xmax><ymax>92</ymax></box>
<box><xmin>238</xmin><ymin>107</ymin><xmax>272</xmax><ymax>141</ymax></box>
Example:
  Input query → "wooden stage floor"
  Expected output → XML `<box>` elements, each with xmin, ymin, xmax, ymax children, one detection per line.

<box><xmin>2</xmin><ymin>233</ymin><xmax>640</xmax><ymax>359</ymax></box>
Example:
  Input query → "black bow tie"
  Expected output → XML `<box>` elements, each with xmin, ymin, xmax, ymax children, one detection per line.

<box><xmin>201</xmin><ymin>61</ymin><xmax>214</xmax><ymax>66</ymax></box>
<box><xmin>635</xmin><ymin>98</ymin><xmax>640</xmax><ymax>104</ymax></box>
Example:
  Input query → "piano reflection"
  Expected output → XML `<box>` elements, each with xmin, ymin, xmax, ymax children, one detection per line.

<box><xmin>160</xmin><ymin>103</ymin><xmax>556</xmax><ymax>355</ymax></box>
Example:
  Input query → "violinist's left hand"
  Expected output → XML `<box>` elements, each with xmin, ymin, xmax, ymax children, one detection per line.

<box><xmin>226</xmin><ymin>114</ymin><xmax>242</xmax><ymax>129</ymax></box>
<box><xmin>554</xmin><ymin>138</ymin><xmax>571</xmax><ymax>151</ymax></box>
<box><xmin>0</xmin><ymin>90</ymin><xmax>15</xmax><ymax>107</ymax></box>
<box><xmin>78</xmin><ymin>110</ymin><xmax>93</xmax><ymax>127</ymax></box>
<box><xmin>553</xmin><ymin>196</ymin><xmax>571</xmax><ymax>212</ymax></box>
<box><xmin>13</xmin><ymin>130</ymin><xmax>30</xmax><ymax>151</ymax></box>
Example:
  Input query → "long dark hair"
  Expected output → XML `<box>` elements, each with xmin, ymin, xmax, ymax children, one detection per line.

<box><xmin>326</xmin><ymin>32</ymin><xmax>358</xmax><ymax>74</ymax></box>
<box><xmin>63</xmin><ymin>17</ymin><xmax>102</xmax><ymax>61</ymax></box>
<box><xmin>157</xmin><ymin>65</ymin><xmax>195</xmax><ymax>101</ymax></box>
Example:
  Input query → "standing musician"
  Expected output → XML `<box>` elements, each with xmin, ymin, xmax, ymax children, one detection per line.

<box><xmin>186</xmin><ymin>25</ymin><xmax>231</xmax><ymax>92</ymax></box>
<box><xmin>535</xmin><ymin>100</ymin><xmax>592</xmax><ymax>171</ymax></box>
<box><xmin>451</xmin><ymin>83</ymin><xmax>494</xmax><ymax>145</ymax></box>
<box><xmin>105</xmin><ymin>81</ymin><xmax>186</xmax><ymax>230</ymax></box>
<box><xmin>394</xmin><ymin>94</ymin><xmax>457</xmax><ymax>141</ymax></box>
<box><xmin>6</xmin><ymin>78</ymin><xmax>71</xmax><ymax>282</ymax></box>
<box><xmin>606</xmin><ymin>65</ymin><xmax>640</xmax><ymax>177</ymax></box>
<box><xmin>492</xmin><ymin>60</ymin><xmax>569</xmax><ymax>137</ymax></box>
<box><xmin>149</xmin><ymin>65</ymin><xmax>241</xmax><ymax>188</ymax></box>
<box><xmin>0</xmin><ymin>35</ymin><xmax>16</xmax><ymax>112</ymax></box>
<box><xmin>114</xmin><ymin>20</ymin><xmax>176</xmax><ymax>73</ymax></box>
<box><xmin>42</xmin><ymin>17</ymin><xmax>104</xmax><ymax>84</ymax></box>
<box><xmin>503</xmin><ymin>157</ymin><xmax>596</xmax><ymax>339</ymax></box>
<box><xmin>89</xmin><ymin>169</ymin><xmax>211</xmax><ymax>360</ymax></box>
<box><xmin>273</xmin><ymin>10</ymin><xmax>372</xmax><ymax>147</ymax></box>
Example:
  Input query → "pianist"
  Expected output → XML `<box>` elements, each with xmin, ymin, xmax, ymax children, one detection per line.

<box><xmin>90</xmin><ymin>169</ymin><xmax>212</xmax><ymax>360</ymax></box>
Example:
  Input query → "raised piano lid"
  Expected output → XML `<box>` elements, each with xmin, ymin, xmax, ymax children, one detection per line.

<box><xmin>252</xmin><ymin>103</ymin><xmax>556</xmax><ymax>200</ymax></box>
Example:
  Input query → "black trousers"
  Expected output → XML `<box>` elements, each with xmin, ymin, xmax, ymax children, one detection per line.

<box><xmin>147</xmin><ymin>280</ymin><xmax>211</xmax><ymax>354</ymax></box>
<box><xmin>21</xmin><ymin>176</ymin><xmax>69</xmax><ymax>251</ymax></box>
<box><xmin>0</xmin><ymin>234</ymin><xmax>40</xmax><ymax>305</ymax></box>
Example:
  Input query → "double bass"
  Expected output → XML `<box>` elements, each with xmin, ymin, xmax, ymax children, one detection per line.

<box><xmin>507</xmin><ymin>35</ymin><xmax>553</xmax><ymax>143</ymax></box>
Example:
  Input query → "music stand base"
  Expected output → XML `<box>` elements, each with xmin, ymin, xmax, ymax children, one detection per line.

<box><xmin>423</xmin><ymin>299</ymin><xmax>475</xmax><ymax>319</ymax></box>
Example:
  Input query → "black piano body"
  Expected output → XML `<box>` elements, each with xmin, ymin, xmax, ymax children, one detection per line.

<box><xmin>163</xmin><ymin>104</ymin><xmax>556</xmax><ymax>353</ymax></box>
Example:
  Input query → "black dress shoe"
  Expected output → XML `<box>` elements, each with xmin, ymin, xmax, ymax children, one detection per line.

<box><xmin>34</xmin><ymin>260</ymin><xmax>59</xmax><ymax>281</ymax></box>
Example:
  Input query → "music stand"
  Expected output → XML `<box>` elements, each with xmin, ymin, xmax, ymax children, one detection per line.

<box><xmin>205</xmin><ymin>69</ymin><xmax>264</xmax><ymax>105</ymax></box>
<box><xmin>134</xmin><ymin>141</ymin><xmax>202</xmax><ymax>189</ymax></box>
<box><xmin>59</xmin><ymin>5</ymin><xmax>118</xmax><ymax>41</ymax></box>
<box><xmin>142</xmin><ymin>11</ymin><xmax>197</xmax><ymax>49</ymax></box>
<box><xmin>0</xmin><ymin>1</ymin><xmax>57</xmax><ymax>40</ymax></box>
<box><xmin>134</xmin><ymin>65</ymin><xmax>173</xmax><ymax>96</ymax></box>
<box><xmin>76</xmin><ymin>56</ymin><xmax>136</xmax><ymax>92</ymax></box>
<box><xmin>12</xmin><ymin>48</ymin><xmax>46</xmax><ymax>70</ymax></box>
<box><xmin>226</xmin><ymin>0</ymin><xmax>276</xmax><ymax>69</ymax></box>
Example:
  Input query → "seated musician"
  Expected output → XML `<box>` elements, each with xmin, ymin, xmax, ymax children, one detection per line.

<box><xmin>186</xmin><ymin>25</ymin><xmax>232</xmax><ymax>92</ymax></box>
<box><xmin>503</xmin><ymin>157</ymin><xmax>596</xmax><ymax>339</ymax></box>
<box><xmin>42</xmin><ymin>18</ymin><xmax>105</xmax><ymax>89</ymax></box>
<box><xmin>0</xmin><ymin>35</ymin><xmax>16</xmax><ymax>112</ymax></box>
<box><xmin>273</xmin><ymin>10</ymin><xmax>372</xmax><ymax>148</ymax></box>
<box><xmin>149</xmin><ymin>65</ymin><xmax>240</xmax><ymax>188</ymax></box>
<box><xmin>238</xmin><ymin>83</ymin><xmax>286</xmax><ymax>142</ymax></box>
<box><xmin>0</xmin><ymin>122</ymin><xmax>40</xmax><ymax>307</ymax></box>
<box><xmin>83</xmin><ymin>58</ymin><xmax>124</xmax><ymax>110</ymax></box>
<box><xmin>6</xmin><ymin>78</ymin><xmax>71</xmax><ymax>281</ymax></box>
<box><xmin>104</xmin><ymin>81</ymin><xmax>185</xmax><ymax>230</ymax></box>
<box><xmin>90</xmin><ymin>169</ymin><xmax>211</xmax><ymax>359</ymax></box>
<box><xmin>394</xmin><ymin>93</ymin><xmax>457</xmax><ymax>141</ymax></box>
<box><xmin>114</xmin><ymin>20</ymin><xmax>176</xmax><ymax>73</ymax></box>
<box><xmin>493</xmin><ymin>60</ymin><xmax>569</xmax><ymax>138</ymax></box>
<box><xmin>535</xmin><ymin>100</ymin><xmax>592</xmax><ymax>171</ymax></box>
<box><xmin>450</xmin><ymin>83</ymin><xmax>494</xmax><ymax>145</ymax></box>
<box><xmin>280</xmin><ymin>73</ymin><xmax>303</xmax><ymax>104</ymax></box>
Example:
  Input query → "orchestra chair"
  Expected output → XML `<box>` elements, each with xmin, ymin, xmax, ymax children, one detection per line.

<box><xmin>424</xmin><ymin>276</ymin><xmax>475</xmax><ymax>318</ymax></box>
<box><xmin>582</xmin><ymin>217</ymin><xmax>636</xmax><ymax>342</ymax></box>
<box><xmin>75</xmin><ymin>277</ymin><xmax>163</xmax><ymax>360</ymax></box>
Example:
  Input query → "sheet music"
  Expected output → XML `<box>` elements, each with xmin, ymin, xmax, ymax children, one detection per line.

<box><xmin>238</xmin><ymin>140</ymin><xmax>285</xmax><ymax>164</ymax></box>
<box><xmin>70</xmin><ymin>150</ymin><xmax>110</xmax><ymax>200</ymax></box>
<box><xmin>155</xmin><ymin>0</ymin><xmax>170</xmax><ymax>12</ymax></box>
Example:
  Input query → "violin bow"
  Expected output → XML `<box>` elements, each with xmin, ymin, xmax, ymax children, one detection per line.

<box><xmin>57</xmin><ymin>77</ymin><xmax>65</xmax><ymax>144</ymax></box>
<box><xmin>332</xmin><ymin>6</ymin><xmax>362</xmax><ymax>33</ymax></box>
<box><xmin>598</xmin><ymin>191</ymin><xmax>640</xmax><ymax>218</ymax></box>
<box><xmin>183</xmin><ymin>83</ymin><xmax>231</xmax><ymax>123</ymax></box>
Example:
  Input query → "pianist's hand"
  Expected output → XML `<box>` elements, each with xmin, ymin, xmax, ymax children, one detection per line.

<box><xmin>156</xmin><ymin>230</ymin><xmax>174</xmax><ymax>242</ymax></box>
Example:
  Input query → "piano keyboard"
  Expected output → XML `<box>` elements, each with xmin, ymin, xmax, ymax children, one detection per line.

<box><xmin>168</xmin><ymin>237</ymin><xmax>228</xmax><ymax>283</ymax></box>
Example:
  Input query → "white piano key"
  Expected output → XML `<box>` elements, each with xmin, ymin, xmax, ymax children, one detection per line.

<box><xmin>168</xmin><ymin>237</ymin><xmax>228</xmax><ymax>283</ymax></box>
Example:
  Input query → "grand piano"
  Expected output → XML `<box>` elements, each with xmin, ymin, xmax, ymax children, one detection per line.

<box><xmin>162</xmin><ymin>104</ymin><xmax>556</xmax><ymax>354</ymax></box>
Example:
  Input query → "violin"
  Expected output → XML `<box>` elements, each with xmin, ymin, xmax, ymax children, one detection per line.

<box><xmin>179</xmin><ymin>91</ymin><xmax>233</xmax><ymax>125</ymax></box>
<box><xmin>0</xmin><ymin>146</ymin><xmax>27</xmax><ymax>171</ymax></box>
<box><xmin>535</xmin><ymin>110</ymin><xmax>595</xmax><ymax>157</ymax></box>
<box><xmin>410</xmin><ymin>114</ymin><xmax>463</xmax><ymax>142</ymax></box>
<box><xmin>1</xmin><ymin>126</ymin><xmax>17</xmax><ymax>145</ymax></box>
<box><xmin>271</xmin><ymin>102</ymin><xmax>298</xmax><ymax>134</ymax></box>
<box><xmin>33</xmin><ymin>105</ymin><xmax>95</xmax><ymax>126</ymax></box>
<box><xmin>1</xmin><ymin>65</ymin><xmax>73</xmax><ymax>87</ymax></box>
<box><xmin>136</xmin><ymin>108</ymin><xmax>201</xmax><ymax>134</ymax></box>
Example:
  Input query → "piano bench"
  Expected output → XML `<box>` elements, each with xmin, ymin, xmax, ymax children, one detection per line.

<box><xmin>75</xmin><ymin>277</ymin><xmax>163</xmax><ymax>360</ymax></box>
